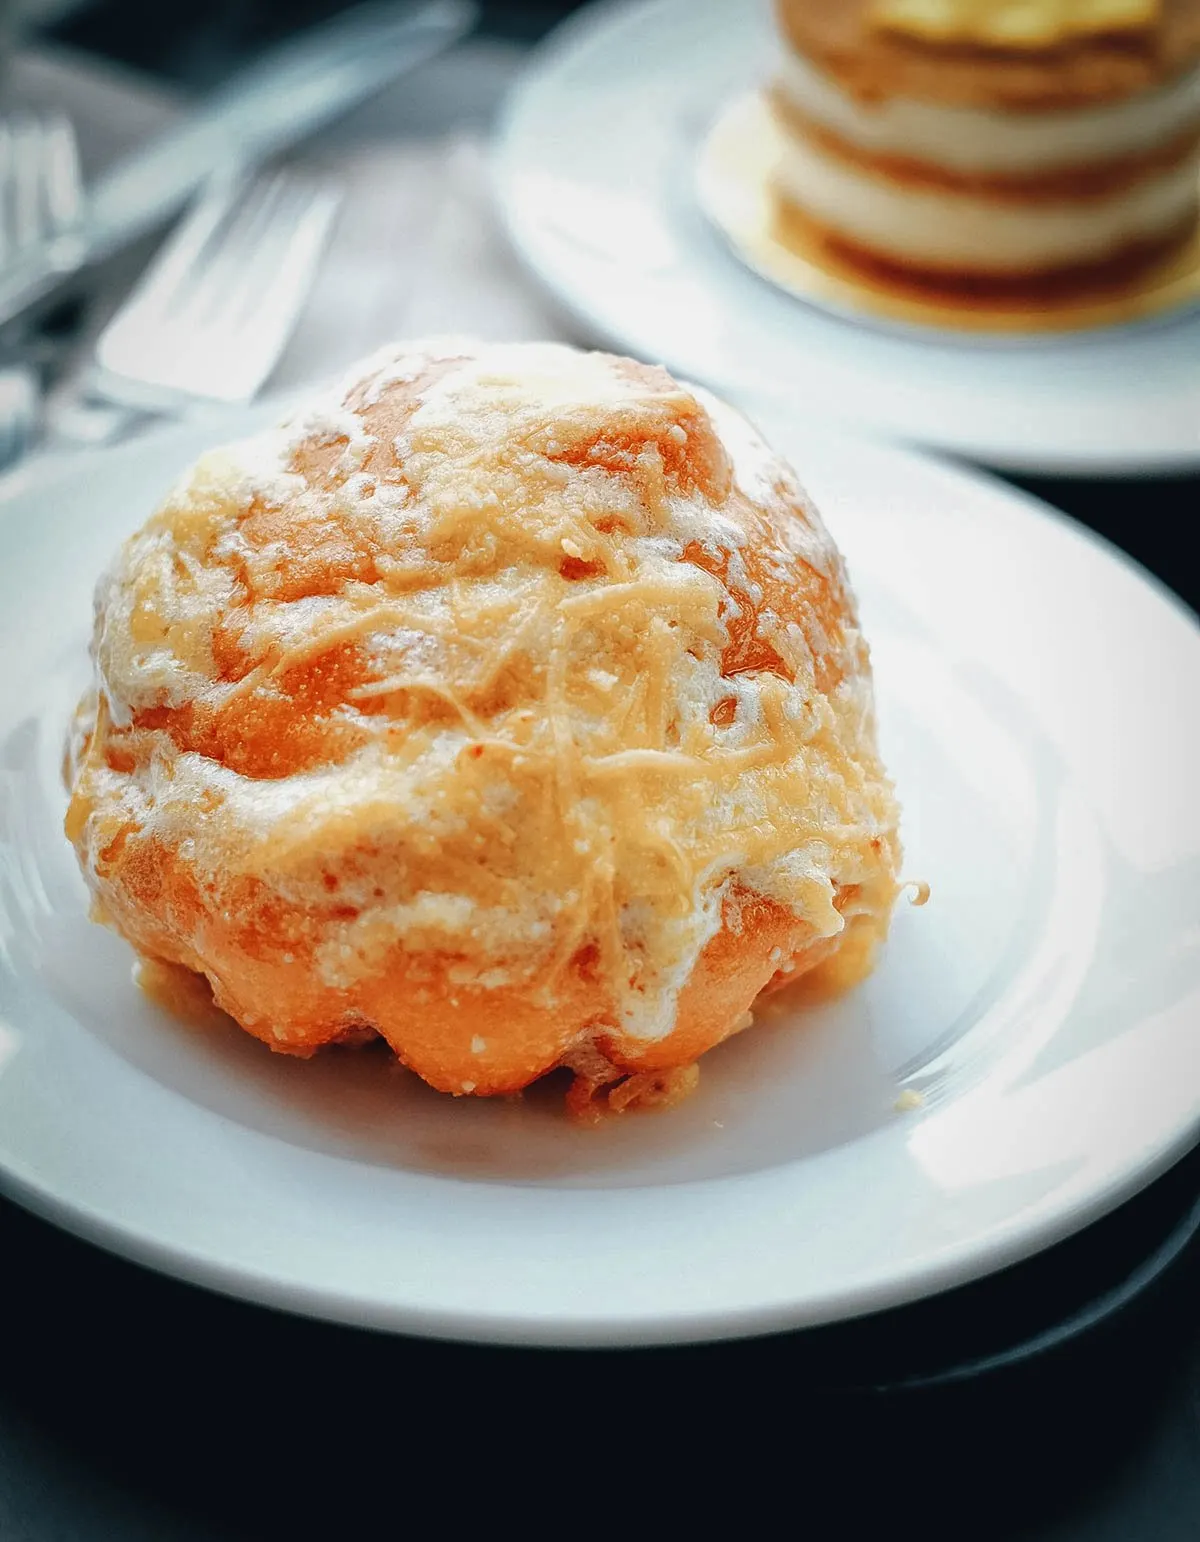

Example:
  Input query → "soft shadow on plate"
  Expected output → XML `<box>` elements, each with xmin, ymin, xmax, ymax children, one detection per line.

<box><xmin>3</xmin><ymin>568</ymin><xmax>1088</xmax><ymax>1192</ymax></box>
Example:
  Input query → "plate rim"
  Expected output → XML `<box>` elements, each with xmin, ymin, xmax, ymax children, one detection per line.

<box><xmin>2</xmin><ymin>1121</ymin><xmax>1198</xmax><ymax>1349</ymax></box>
<box><xmin>492</xmin><ymin>0</ymin><xmax>1200</xmax><ymax>478</ymax></box>
<box><xmin>1</xmin><ymin>408</ymin><xmax>1199</xmax><ymax>1348</ymax></box>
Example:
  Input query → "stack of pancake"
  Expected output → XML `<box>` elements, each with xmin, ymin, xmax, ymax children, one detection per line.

<box><xmin>769</xmin><ymin>0</ymin><xmax>1200</xmax><ymax>298</ymax></box>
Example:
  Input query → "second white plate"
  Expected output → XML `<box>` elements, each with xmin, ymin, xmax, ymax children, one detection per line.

<box><xmin>495</xmin><ymin>0</ymin><xmax>1200</xmax><ymax>475</ymax></box>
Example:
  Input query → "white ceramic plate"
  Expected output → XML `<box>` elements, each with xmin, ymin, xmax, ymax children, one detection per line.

<box><xmin>1</xmin><ymin>409</ymin><xmax>1198</xmax><ymax>1347</ymax></box>
<box><xmin>494</xmin><ymin>0</ymin><xmax>1200</xmax><ymax>475</ymax></box>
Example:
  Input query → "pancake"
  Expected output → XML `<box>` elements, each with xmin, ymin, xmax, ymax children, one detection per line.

<box><xmin>770</xmin><ymin>0</ymin><xmax>1200</xmax><ymax>297</ymax></box>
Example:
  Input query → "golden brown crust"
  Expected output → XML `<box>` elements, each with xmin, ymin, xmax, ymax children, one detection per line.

<box><xmin>769</xmin><ymin>86</ymin><xmax>1200</xmax><ymax>196</ymax></box>
<box><xmin>774</xmin><ymin>188</ymin><xmax>1196</xmax><ymax>294</ymax></box>
<box><xmin>775</xmin><ymin>0</ymin><xmax>1200</xmax><ymax>108</ymax></box>
<box><xmin>65</xmin><ymin>341</ymin><xmax>902</xmax><ymax>1111</ymax></box>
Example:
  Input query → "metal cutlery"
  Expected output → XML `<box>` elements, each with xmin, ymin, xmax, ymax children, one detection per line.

<box><xmin>0</xmin><ymin>112</ymin><xmax>83</xmax><ymax>465</ymax></box>
<box><xmin>48</xmin><ymin>167</ymin><xmax>342</xmax><ymax>449</ymax></box>
<box><xmin>0</xmin><ymin>113</ymin><xmax>82</xmax><ymax>267</ymax></box>
<box><xmin>0</xmin><ymin>0</ymin><xmax>477</xmax><ymax>333</ymax></box>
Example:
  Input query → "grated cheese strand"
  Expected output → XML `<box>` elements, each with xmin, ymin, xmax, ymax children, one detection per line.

<box><xmin>67</xmin><ymin>340</ymin><xmax>903</xmax><ymax>1066</ymax></box>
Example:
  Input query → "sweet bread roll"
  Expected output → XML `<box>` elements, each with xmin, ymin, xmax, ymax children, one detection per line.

<box><xmin>66</xmin><ymin>341</ymin><xmax>902</xmax><ymax>1116</ymax></box>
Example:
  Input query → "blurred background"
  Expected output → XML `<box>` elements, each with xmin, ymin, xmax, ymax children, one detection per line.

<box><xmin>0</xmin><ymin>7</ymin><xmax>1198</xmax><ymax>1540</ymax></box>
<box><xmin>0</xmin><ymin>0</ymin><xmax>616</xmax><ymax>464</ymax></box>
<box><xmin>0</xmin><ymin>0</ymin><xmax>1191</xmax><ymax>577</ymax></box>
<box><xmin>35</xmin><ymin>0</ymin><xmax>590</xmax><ymax>79</ymax></box>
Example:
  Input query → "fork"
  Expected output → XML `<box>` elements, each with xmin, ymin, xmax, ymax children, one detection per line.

<box><xmin>0</xmin><ymin>113</ymin><xmax>82</xmax><ymax>266</ymax></box>
<box><xmin>0</xmin><ymin>112</ymin><xmax>83</xmax><ymax>466</ymax></box>
<box><xmin>49</xmin><ymin>167</ymin><xmax>342</xmax><ymax>448</ymax></box>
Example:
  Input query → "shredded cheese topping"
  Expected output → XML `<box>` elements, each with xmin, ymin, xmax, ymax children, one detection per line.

<box><xmin>66</xmin><ymin>341</ymin><xmax>901</xmax><ymax>1056</ymax></box>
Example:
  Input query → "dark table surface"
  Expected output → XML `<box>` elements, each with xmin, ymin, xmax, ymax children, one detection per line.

<box><xmin>4</xmin><ymin>3</ymin><xmax>1199</xmax><ymax>1537</ymax></box>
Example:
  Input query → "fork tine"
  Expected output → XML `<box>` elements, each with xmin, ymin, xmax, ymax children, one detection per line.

<box><xmin>217</xmin><ymin>178</ymin><xmax>328</xmax><ymax>330</ymax></box>
<box><xmin>0</xmin><ymin>123</ymin><xmax>13</xmax><ymax>268</ymax></box>
<box><xmin>182</xmin><ymin>174</ymin><xmax>321</xmax><ymax>335</ymax></box>
<box><xmin>14</xmin><ymin>118</ymin><xmax>47</xmax><ymax>254</ymax></box>
<box><xmin>92</xmin><ymin>167</ymin><xmax>340</xmax><ymax>408</ymax></box>
<box><xmin>41</xmin><ymin>114</ymin><xmax>84</xmax><ymax>236</ymax></box>
<box><xmin>168</xmin><ymin>173</ymin><xmax>294</xmax><ymax>331</ymax></box>
<box><xmin>240</xmin><ymin>181</ymin><xmax>341</xmax><ymax>349</ymax></box>
<box><xmin>0</xmin><ymin>111</ymin><xmax>83</xmax><ymax>269</ymax></box>
<box><xmin>111</xmin><ymin>172</ymin><xmax>253</xmax><ymax>323</ymax></box>
<box><xmin>182</xmin><ymin>176</ymin><xmax>340</xmax><ymax>399</ymax></box>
